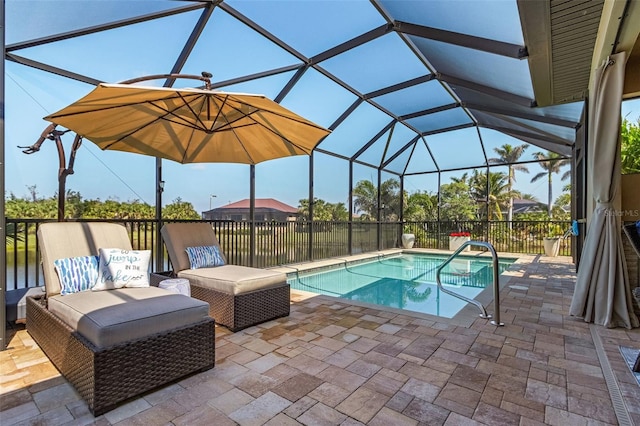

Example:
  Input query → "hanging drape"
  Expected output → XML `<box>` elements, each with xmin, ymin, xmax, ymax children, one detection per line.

<box><xmin>569</xmin><ymin>52</ymin><xmax>639</xmax><ymax>329</ymax></box>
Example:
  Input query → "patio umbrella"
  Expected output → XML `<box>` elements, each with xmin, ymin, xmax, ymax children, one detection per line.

<box><xmin>42</xmin><ymin>82</ymin><xmax>330</xmax><ymax>165</ymax></box>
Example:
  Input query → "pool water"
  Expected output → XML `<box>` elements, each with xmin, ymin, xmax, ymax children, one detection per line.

<box><xmin>288</xmin><ymin>254</ymin><xmax>515</xmax><ymax>318</ymax></box>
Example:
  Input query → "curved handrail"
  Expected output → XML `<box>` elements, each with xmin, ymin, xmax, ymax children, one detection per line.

<box><xmin>436</xmin><ymin>241</ymin><xmax>503</xmax><ymax>326</ymax></box>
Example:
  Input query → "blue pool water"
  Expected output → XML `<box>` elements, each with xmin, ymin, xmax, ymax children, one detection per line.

<box><xmin>288</xmin><ymin>254</ymin><xmax>515</xmax><ymax>318</ymax></box>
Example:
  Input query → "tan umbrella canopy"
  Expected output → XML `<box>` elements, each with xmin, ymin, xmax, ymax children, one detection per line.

<box><xmin>21</xmin><ymin>73</ymin><xmax>329</xmax><ymax>223</ymax></box>
<box><xmin>42</xmin><ymin>81</ymin><xmax>330</xmax><ymax>165</ymax></box>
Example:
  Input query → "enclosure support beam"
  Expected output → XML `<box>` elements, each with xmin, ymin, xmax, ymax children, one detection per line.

<box><xmin>399</xmin><ymin>176</ymin><xmax>404</xmax><ymax>248</ymax></box>
<box><xmin>309</xmin><ymin>153</ymin><xmax>314</xmax><ymax>262</ymax></box>
<box><xmin>250</xmin><ymin>165</ymin><xmax>256</xmax><ymax>267</ymax></box>
<box><xmin>437</xmin><ymin>172</ymin><xmax>442</xmax><ymax>249</ymax></box>
<box><xmin>377</xmin><ymin>169</ymin><xmax>382</xmax><ymax>251</ymax></box>
<box><xmin>486</xmin><ymin>164</ymin><xmax>491</xmax><ymax>241</ymax></box>
<box><xmin>348</xmin><ymin>161</ymin><xmax>354</xmax><ymax>256</ymax></box>
<box><xmin>1</xmin><ymin>7</ymin><xmax>6</xmax><ymax>351</ymax></box>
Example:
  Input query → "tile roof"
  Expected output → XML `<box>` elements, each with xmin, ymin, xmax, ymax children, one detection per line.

<box><xmin>216</xmin><ymin>198</ymin><xmax>298</xmax><ymax>213</ymax></box>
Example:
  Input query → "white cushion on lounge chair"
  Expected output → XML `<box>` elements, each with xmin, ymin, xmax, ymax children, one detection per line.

<box><xmin>48</xmin><ymin>287</ymin><xmax>210</xmax><ymax>348</ymax></box>
<box><xmin>178</xmin><ymin>265</ymin><xmax>286</xmax><ymax>295</ymax></box>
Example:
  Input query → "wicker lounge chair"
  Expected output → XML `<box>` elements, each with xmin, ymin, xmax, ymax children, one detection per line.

<box><xmin>623</xmin><ymin>222</ymin><xmax>640</xmax><ymax>259</ymax></box>
<box><xmin>27</xmin><ymin>222</ymin><xmax>216</xmax><ymax>416</ymax></box>
<box><xmin>160</xmin><ymin>222</ymin><xmax>290</xmax><ymax>332</ymax></box>
<box><xmin>623</xmin><ymin>222</ymin><xmax>640</xmax><ymax>372</ymax></box>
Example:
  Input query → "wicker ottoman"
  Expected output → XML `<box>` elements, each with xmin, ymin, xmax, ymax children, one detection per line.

<box><xmin>177</xmin><ymin>266</ymin><xmax>290</xmax><ymax>332</ymax></box>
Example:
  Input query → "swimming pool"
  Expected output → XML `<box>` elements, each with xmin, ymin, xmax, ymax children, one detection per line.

<box><xmin>287</xmin><ymin>253</ymin><xmax>515</xmax><ymax>318</ymax></box>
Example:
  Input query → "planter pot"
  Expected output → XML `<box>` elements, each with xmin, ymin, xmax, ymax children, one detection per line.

<box><xmin>449</xmin><ymin>236</ymin><xmax>470</xmax><ymax>251</ymax></box>
<box><xmin>401</xmin><ymin>233</ymin><xmax>415</xmax><ymax>249</ymax></box>
<box><xmin>450</xmin><ymin>259</ymin><xmax>471</xmax><ymax>274</ymax></box>
<box><xmin>543</xmin><ymin>237</ymin><xmax>561</xmax><ymax>257</ymax></box>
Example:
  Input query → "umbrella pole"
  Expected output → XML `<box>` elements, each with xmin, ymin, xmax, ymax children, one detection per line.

<box><xmin>155</xmin><ymin>158</ymin><xmax>163</xmax><ymax>271</ymax></box>
<box><xmin>250</xmin><ymin>165</ymin><xmax>256</xmax><ymax>267</ymax></box>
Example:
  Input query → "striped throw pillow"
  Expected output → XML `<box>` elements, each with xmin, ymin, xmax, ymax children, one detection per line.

<box><xmin>185</xmin><ymin>245</ymin><xmax>225</xmax><ymax>269</ymax></box>
<box><xmin>54</xmin><ymin>255</ymin><xmax>100</xmax><ymax>295</ymax></box>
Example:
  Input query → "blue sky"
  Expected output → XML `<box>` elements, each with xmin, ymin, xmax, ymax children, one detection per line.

<box><xmin>5</xmin><ymin>1</ymin><xmax>640</xmax><ymax>215</ymax></box>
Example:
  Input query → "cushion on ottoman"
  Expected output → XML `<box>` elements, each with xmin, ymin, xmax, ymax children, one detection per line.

<box><xmin>47</xmin><ymin>287</ymin><xmax>210</xmax><ymax>348</ymax></box>
<box><xmin>178</xmin><ymin>265</ymin><xmax>286</xmax><ymax>295</ymax></box>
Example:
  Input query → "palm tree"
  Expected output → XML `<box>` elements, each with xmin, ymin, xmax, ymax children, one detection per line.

<box><xmin>470</xmin><ymin>170</ymin><xmax>510</xmax><ymax>220</ymax></box>
<box><xmin>450</xmin><ymin>172</ymin><xmax>469</xmax><ymax>185</ymax></box>
<box><xmin>530</xmin><ymin>151</ymin><xmax>570</xmax><ymax>217</ymax></box>
<box><xmin>5</xmin><ymin>223</ymin><xmax>24</xmax><ymax>246</ymax></box>
<box><xmin>328</xmin><ymin>202</ymin><xmax>349</xmax><ymax>221</ymax></box>
<box><xmin>353</xmin><ymin>180</ymin><xmax>377</xmax><ymax>220</ymax></box>
<box><xmin>353</xmin><ymin>179</ymin><xmax>400</xmax><ymax>221</ymax></box>
<box><xmin>379</xmin><ymin>179</ymin><xmax>400</xmax><ymax>221</ymax></box>
<box><xmin>488</xmin><ymin>144</ymin><xmax>529</xmax><ymax>223</ymax></box>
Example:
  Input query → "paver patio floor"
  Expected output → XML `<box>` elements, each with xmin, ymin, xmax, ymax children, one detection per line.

<box><xmin>2</xmin><ymin>254</ymin><xmax>640</xmax><ymax>425</ymax></box>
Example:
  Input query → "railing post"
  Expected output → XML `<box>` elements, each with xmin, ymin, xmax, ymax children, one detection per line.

<box><xmin>348</xmin><ymin>161</ymin><xmax>353</xmax><ymax>255</ymax></box>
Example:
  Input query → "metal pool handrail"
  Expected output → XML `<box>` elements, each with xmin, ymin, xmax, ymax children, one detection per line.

<box><xmin>435</xmin><ymin>241</ymin><xmax>504</xmax><ymax>326</ymax></box>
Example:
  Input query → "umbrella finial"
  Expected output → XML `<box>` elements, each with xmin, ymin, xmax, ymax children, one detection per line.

<box><xmin>201</xmin><ymin>71</ymin><xmax>213</xmax><ymax>90</ymax></box>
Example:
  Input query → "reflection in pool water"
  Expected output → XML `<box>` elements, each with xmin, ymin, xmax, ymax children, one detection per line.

<box><xmin>288</xmin><ymin>254</ymin><xmax>514</xmax><ymax>318</ymax></box>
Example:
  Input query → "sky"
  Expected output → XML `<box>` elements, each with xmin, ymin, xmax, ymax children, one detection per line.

<box><xmin>4</xmin><ymin>1</ymin><xmax>640</xmax><ymax>216</ymax></box>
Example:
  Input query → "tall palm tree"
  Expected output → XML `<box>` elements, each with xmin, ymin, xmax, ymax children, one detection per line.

<box><xmin>530</xmin><ymin>151</ymin><xmax>570</xmax><ymax>217</ymax></box>
<box><xmin>379</xmin><ymin>179</ymin><xmax>400</xmax><ymax>221</ymax></box>
<box><xmin>488</xmin><ymin>144</ymin><xmax>529</xmax><ymax>223</ymax></box>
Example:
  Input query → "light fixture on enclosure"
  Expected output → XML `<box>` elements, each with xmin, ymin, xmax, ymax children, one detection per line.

<box><xmin>210</xmin><ymin>194</ymin><xmax>217</xmax><ymax>210</ymax></box>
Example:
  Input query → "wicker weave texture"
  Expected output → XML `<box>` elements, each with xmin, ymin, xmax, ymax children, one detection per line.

<box><xmin>624</xmin><ymin>223</ymin><xmax>640</xmax><ymax>258</ymax></box>
<box><xmin>191</xmin><ymin>283</ymin><xmax>290</xmax><ymax>332</ymax></box>
<box><xmin>26</xmin><ymin>296</ymin><xmax>215</xmax><ymax>416</ymax></box>
<box><xmin>150</xmin><ymin>271</ymin><xmax>174</xmax><ymax>286</ymax></box>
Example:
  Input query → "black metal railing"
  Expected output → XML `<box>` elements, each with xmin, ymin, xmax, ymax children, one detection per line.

<box><xmin>402</xmin><ymin>220</ymin><xmax>572</xmax><ymax>255</ymax></box>
<box><xmin>5</xmin><ymin>218</ymin><xmax>573</xmax><ymax>291</ymax></box>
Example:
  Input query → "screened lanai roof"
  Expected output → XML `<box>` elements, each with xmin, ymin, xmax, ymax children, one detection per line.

<box><xmin>5</xmin><ymin>0</ymin><xmax>629</xmax><ymax>177</ymax></box>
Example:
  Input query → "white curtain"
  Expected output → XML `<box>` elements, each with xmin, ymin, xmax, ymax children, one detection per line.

<box><xmin>570</xmin><ymin>52</ymin><xmax>639</xmax><ymax>329</ymax></box>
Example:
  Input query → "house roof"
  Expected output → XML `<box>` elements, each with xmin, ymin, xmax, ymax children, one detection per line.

<box><xmin>512</xmin><ymin>198</ymin><xmax>545</xmax><ymax>214</ymax></box>
<box><xmin>214</xmin><ymin>198</ymin><xmax>298</xmax><ymax>214</ymax></box>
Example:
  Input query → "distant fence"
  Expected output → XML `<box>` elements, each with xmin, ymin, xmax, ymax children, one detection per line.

<box><xmin>5</xmin><ymin>218</ymin><xmax>572</xmax><ymax>291</ymax></box>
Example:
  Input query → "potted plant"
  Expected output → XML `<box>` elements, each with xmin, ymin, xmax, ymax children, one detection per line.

<box><xmin>401</xmin><ymin>225</ymin><xmax>415</xmax><ymax>249</ymax></box>
<box><xmin>543</xmin><ymin>224</ymin><xmax>563</xmax><ymax>257</ymax></box>
<box><xmin>449</xmin><ymin>231</ymin><xmax>471</xmax><ymax>251</ymax></box>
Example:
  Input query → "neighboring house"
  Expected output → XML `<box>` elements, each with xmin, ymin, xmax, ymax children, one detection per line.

<box><xmin>512</xmin><ymin>198</ymin><xmax>546</xmax><ymax>214</ymax></box>
<box><xmin>202</xmin><ymin>198</ymin><xmax>299</xmax><ymax>222</ymax></box>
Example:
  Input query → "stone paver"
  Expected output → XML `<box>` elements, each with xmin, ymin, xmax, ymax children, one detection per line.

<box><xmin>2</xmin><ymin>255</ymin><xmax>639</xmax><ymax>425</ymax></box>
<box><xmin>208</xmin><ymin>388</ymin><xmax>255</xmax><ymax>415</ymax></box>
<box><xmin>228</xmin><ymin>391</ymin><xmax>291</xmax><ymax>426</ymax></box>
<box><xmin>272</xmin><ymin>373</ymin><xmax>323</xmax><ymax>402</ymax></box>
<box><xmin>297</xmin><ymin>402</ymin><xmax>347</xmax><ymax>425</ymax></box>
<box><xmin>335</xmin><ymin>387</ymin><xmax>389</xmax><ymax>423</ymax></box>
